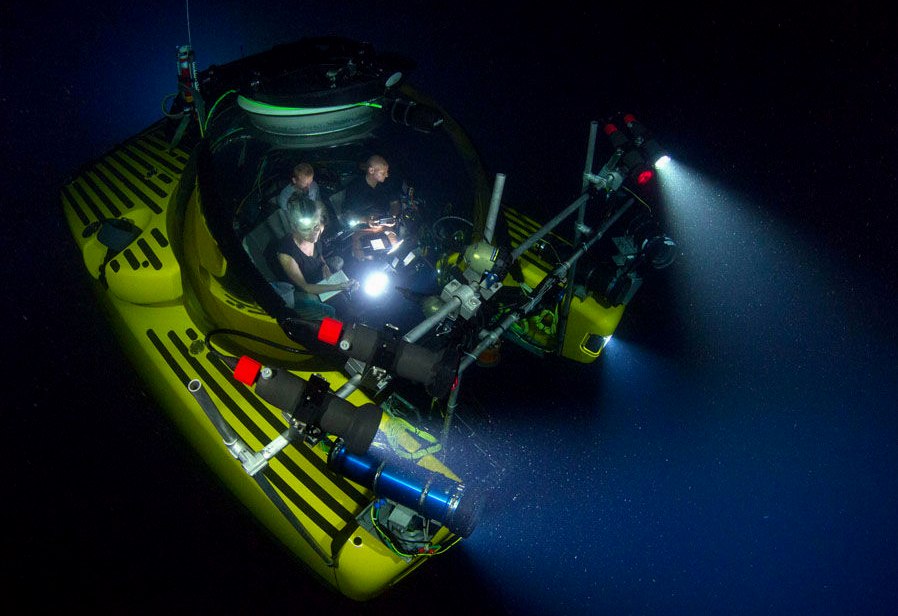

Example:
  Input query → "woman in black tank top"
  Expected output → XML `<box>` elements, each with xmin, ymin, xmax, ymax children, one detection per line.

<box><xmin>276</xmin><ymin>195</ymin><xmax>358</xmax><ymax>319</ymax></box>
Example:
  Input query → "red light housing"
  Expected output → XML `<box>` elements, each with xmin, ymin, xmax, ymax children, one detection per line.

<box><xmin>636</xmin><ymin>169</ymin><xmax>654</xmax><ymax>185</ymax></box>
<box><xmin>234</xmin><ymin>355</ymin><xmax>262</xmax><ymax>385</ymax></box>
<box><xmin>317</xmin><ymin>317</ymin><xmax>344</xmax><ymax>345</ymax></box>
<box><xmin>604</xmin><ymin>123</ymin><xmax>629</xmax><ymax>149</ymax></box>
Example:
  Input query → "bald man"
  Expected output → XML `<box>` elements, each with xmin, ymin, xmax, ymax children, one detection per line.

<box><xmin>343</xmin><ymin>155</ymin><xmax>402</xmax><ymax>260</ymax></box>
<box><xmin>343</xmin><ymin>155</ymin><xmax>400</xmax><ymax>224</ymax></box>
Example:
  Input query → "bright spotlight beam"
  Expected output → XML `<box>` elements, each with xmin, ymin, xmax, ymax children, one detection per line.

<box><xmin>363</xmin><ymin>270</ymin><xmax>390</xmax><ymax>297</ymax></box>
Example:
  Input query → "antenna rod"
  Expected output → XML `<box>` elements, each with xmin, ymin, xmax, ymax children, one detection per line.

<box><xmin>185</xmin><ymin>0</ymin><xmax>193</xmax><ymax>48</ymax></box>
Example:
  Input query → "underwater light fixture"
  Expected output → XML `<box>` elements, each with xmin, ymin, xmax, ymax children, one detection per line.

<box><xmin>604</xmin><ymin>122</ymin><xmax>629</xmax><ymax>149</ymax></box>
<box><xmin>363</xmin><ymin>270</ymin><xmax>390</xmax><ymax>297</ymax></box>
<box><xmin>620</xmin><ymin>148</ymin><xmax>646</xmax><ymax>175</ymax></box>
<box><xmin>641</xmin><ymin>151</ymin><xmax>667</xmax><ymax>170</ymax></box>
<box><xmin>622</xmin><ymin>113</ymin><xmax>648</xmax><ymax>138</ymax></box>
<box><xmin>603</xmin><ymin>120</ymin><xmax>656</xmax><ymax>185</ymax></box>
<box><xmin>642</xmin><ymin>137</ymin><xmax>670</xmax><ymax>169</ymax></box>
<box><xmin>228</xmin><ymin>356</ymin><xmax>382</xmax><ymax>455</ymax></box>
<box><xmin>623</xmin><ymin>113</ymin><xmax>670</xmax><ymax>170</ymax></box>
<box><xmin>316</xmin><ymin>319</ymin><xmax>459</xmax><ymax>398</ymax></box>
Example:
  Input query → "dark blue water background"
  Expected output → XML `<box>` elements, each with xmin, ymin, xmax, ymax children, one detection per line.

<box><xmin>6</xmin><ymin>2</ymin><xmax>897</xmax><ymax>614</ymax></box>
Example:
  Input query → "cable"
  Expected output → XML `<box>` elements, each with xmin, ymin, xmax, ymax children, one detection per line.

<box><xmin>623</xmin><ymin>184</ymin><xmax>654</xmax><ymax>214</ymax></box>
<box><xmin>546</xmin><ymin>240</ymin><xmax>562</xmax><ymax>263</ymax></box>
<box><xmin>368</xmin><ymin>501</ymin><xmax>462</xmax><ymax>558</ymax></box>
<box><xmin>369</xmin><ymin>504</ymin><xmax>415</xmax><ymax>558</ymax></box>
<box><xmin>161</xmin><ymin>93</ymin><xmax>186</xmax><ymax>119</ymax></box>
<box><xmin>203</xmin><ymin>89</ymin><xmax>237</xmax><ymax>134</ymax></box>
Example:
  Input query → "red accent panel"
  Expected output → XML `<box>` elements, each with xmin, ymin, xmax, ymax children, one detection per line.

<box><xmin>318</xmin><ymin>317</ymin><xmax>344</xmax><ymax>345</ymax></box>
<box><xmin>234</xmin><ymin>356</ymin><xmax>262</xmax><ymax>385</ymax></box>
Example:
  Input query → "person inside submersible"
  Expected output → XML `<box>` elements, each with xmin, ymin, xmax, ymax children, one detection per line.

<box><xmin>274</xmin><ymin>194</ymin><xmax>359</xmax><ymax>321</ymax></box>
<box><xmin>343</xmin><ymin>154</ymin><xmax>403</xmax><ymax>262</ymax></box>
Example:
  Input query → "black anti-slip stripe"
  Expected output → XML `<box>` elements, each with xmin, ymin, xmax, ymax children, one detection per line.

<box><xmin>87</xmin><ymin>164</ymin><xmax>137</xmax><ymax>212</ymax></box>
<box><xmin>61</xmin><ymin>184</ymin><xmax>89</xmax><ymax>226</ymax></box>
<box><xmin>93</xmin><ymin>160</ymin><xmax>162</xmax><ymax>215</ymax></box>
<box><xmin>69</xmin><ymin>180</ymin><xmax>106</xmax><ymax>221</ymax></box>
<box><xmin>136</xmin><ymin>238</ymin><xmax>163</xmax><ymax>270</ymax></box>
<box><xmin>127</xmin><ymin>141</ymin><xmax>184</xmax><ymax>174</ymax></box>
<box><xmin>143</xmin><ymin>133</ymin><xmax>191</xmax><ymax>163</ymax></box>
<box><xmin>109</xmin><ymin>150</ymin><xmax>168</xmax><ymax>198</ymax></box>
<box><xmin>78</xmin><ymin>172</ymin><xmax>122</xmax><ymax>218</ymax></box>
<box><xmin>150</xmin><ymin>227</ymin><xmax>170</xmax><ymax>248</ymax></box>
